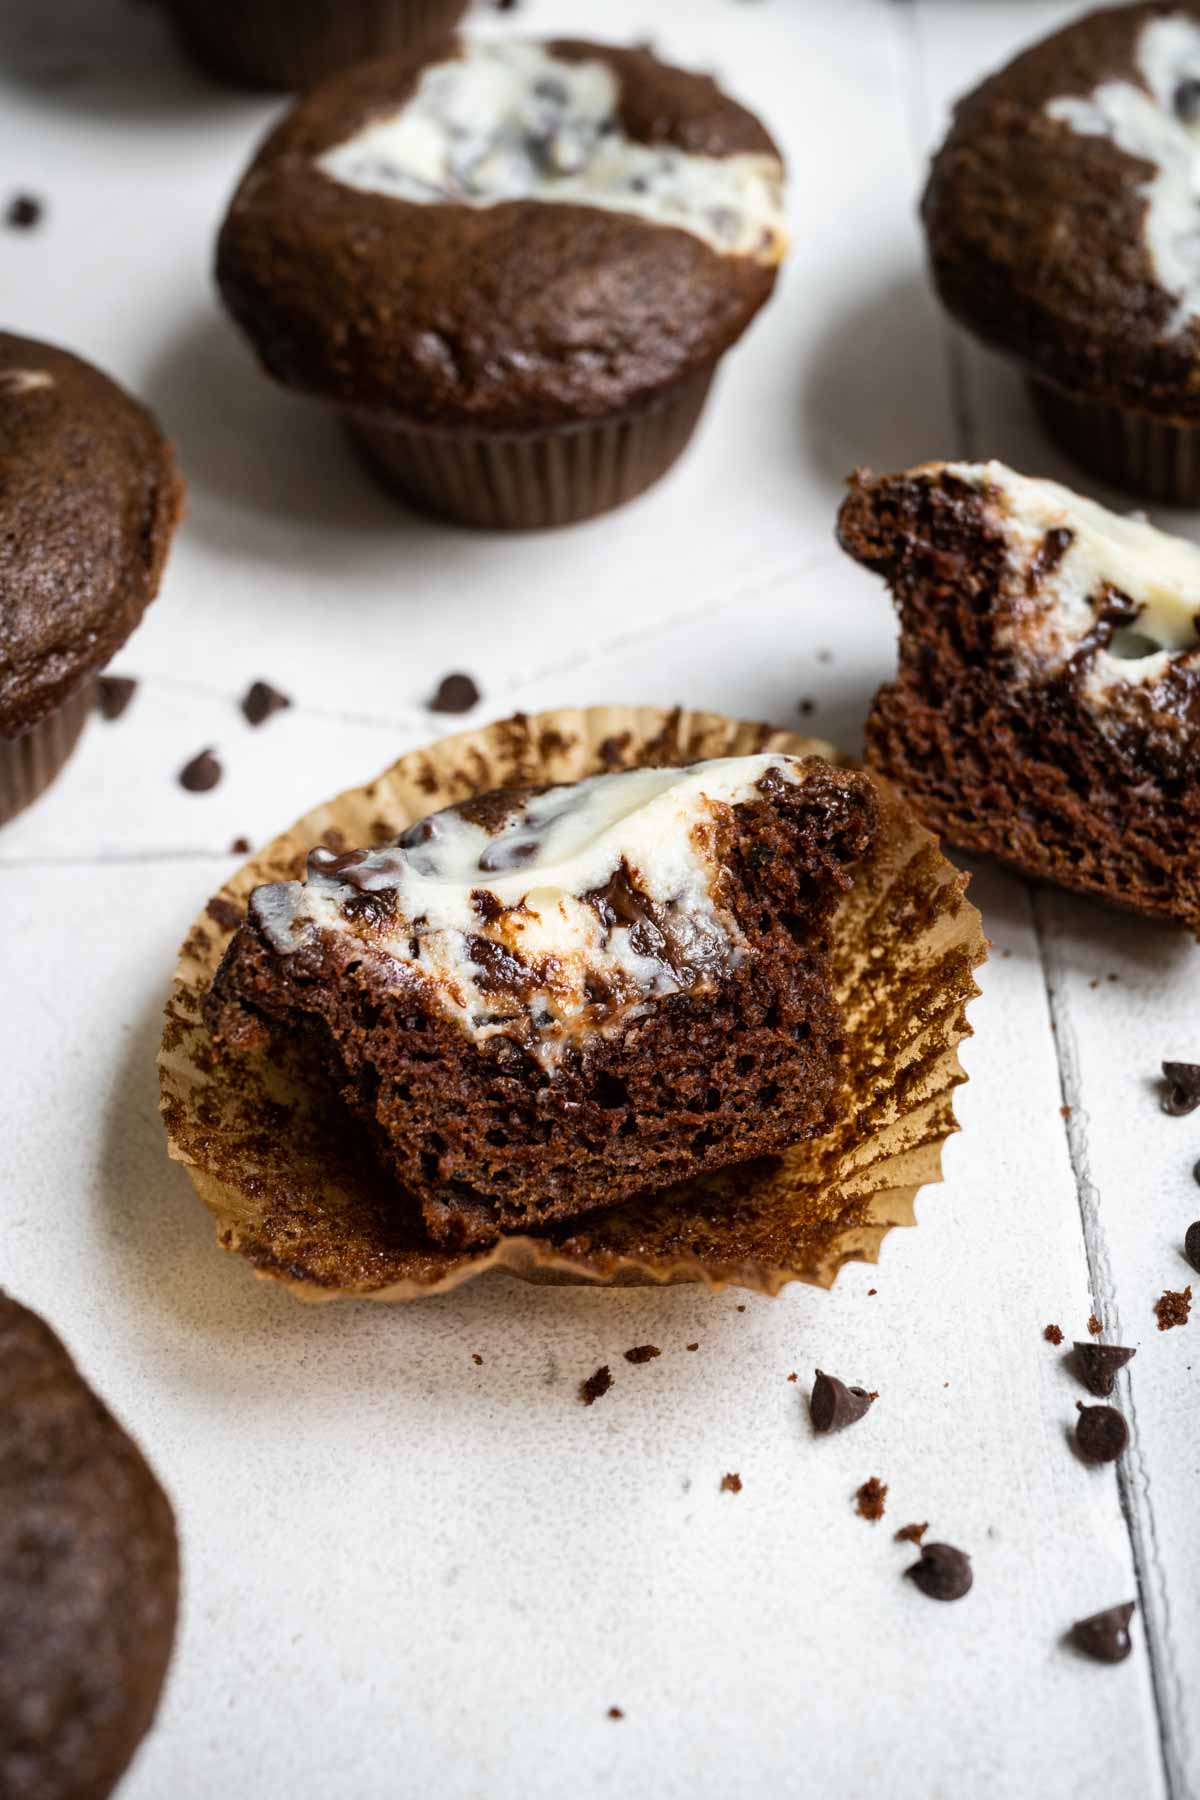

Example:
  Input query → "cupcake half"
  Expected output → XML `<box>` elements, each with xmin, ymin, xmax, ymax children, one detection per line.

<box><xmin>839</xmin><ymin>460</ymin><xmax>1200</xmax><ymax>931</ymax></box>
<box><xmin>924</xmin><ymin>3</ymin><xmax>1200</xmax><ymax>503</ymax></box>
<box><xmin>216</xmin><ymin>38</ymin><xmax>787</xmax><ymax>529</ymax></box>
<box><xmin>161</xmin><ymin>0</ymin><xmax>469</xmax><ymax>92</ymax></box>
<box><xmin>0</xmin><ymin>334</ymin><xmax>183</xmax><ymax>826</ymax></box>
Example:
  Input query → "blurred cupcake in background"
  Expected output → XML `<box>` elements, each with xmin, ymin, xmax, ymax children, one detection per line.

<box><xmin>160</xmin><ymin>0</ymin><xmax>469</xmax><ymax>92</ymax></box>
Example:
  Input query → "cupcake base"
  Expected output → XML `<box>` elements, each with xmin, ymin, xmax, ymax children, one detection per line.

<box><xmin>1028</xmin><ymin>376</ymin><xmax>1200</xmax><ymax>506</ymax></box>
<box><xmin>343</xmin><ymin>366</ymin><xmax>717</xmax><ymax>531</ymax></box>
<box><xmin>0</xmin><ymin>682</ymin><xmax>94</xmax><ymax>828</ymax></box>
<box><xmin>163</xmin><ymin>0</ymin><xmax>468</xmax><ymax>92</ymax></box>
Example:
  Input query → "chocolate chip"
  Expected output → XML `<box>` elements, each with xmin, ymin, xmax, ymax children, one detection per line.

<box><xmin>1043</xmin><ymin>1323</ymin><xmax>1064</xmax><ymax>1345</ymax></box>
<box><xmin>624</xmin><ymin>1345</ymin><xmax>661</xmax><ymax>1364</ymax></box>
<box><xmin>1175</xmin><ymin>77</ymin><xmax>1200</xmax><ymax>122</ymax></box>
<box><xmin>1075</xmin><ymin>1403</ymin><xmax>1128</xmax><ymax>1463</ymax></box>
<box><xmin>720</xmin><ymin>1472</ymin><xmax>742</xmax><ymax>1494</ymax></box>
<box><xmin>1071</xmin><ymin>1601</ymin><xmax>1135</xmax><ymax>1664</ymax></box>
<box><xmin>855</xmin><ymin>1476</ymin><xmax>887</xmax><ymax>1521</ymax></box>
<box><xmin>895</xmin><ymin>1521</ymin><xmax>929</xmax><ymax>1546</ymax></box>
<box><xmin>97</xmin><ymin>675</ymin><xmax>137</xmax><ymax>720</ymax></box>
<box><xmin>241</xmin><ymin>679</ymin><xmax>291</xmax><ymax>726</ymax></box>
<box><xmin>179</xmin><ymin>748</ymin><xmax>221</xmax><ymax>792</ymax></box>
<box><xmin>906</xmin><ymin>1542</ymin><xmax>972</xmax><ymax>1601</ymax></box>
<box><xmin>1154</xmin><ymin>1285</ymin><xmax>1192</xmax><ymax>1331</ymax></box>
<box><xmin>607</xmin><ymin>1706</ymin><xmax>624</xmax><ymax>1720</ymax></box>
<box><xmin>230</xmin><ymin>836</ymin><xmax>251</xmax><ymax>855</ymax></box>
<box><xmin>1161</xmin><ymin>1061</ymin><xmax>1200</xmax><ymax>1116</ymax></box>
<box><xmin>6</xmin><ymin>193</ymin><xmax>42</xmax><ymax>229</ymax></box>
<box><xmin>810</xmin><ymin>1369</ymin><xmax>876</xmax><ymax>1434</ymax></box>
<box><xmin>1185</xmin><ymin>1222</ymin><xmax>1200</xmax><ymax>1273</ymax></box>
<box><xmin>579</xmin><ymin>1365</ymin><xmax>612</xmax><ymax>1406</ymax></box>
<box><xmin>1072</xmin><ymin>1342</ymin><xmax>1136</xmax><ymax>1398</ymax></box>
<box><xmin>429</xmin><ymin>672</ymin><xmax>480</xmax><ymax>714</ymax></box>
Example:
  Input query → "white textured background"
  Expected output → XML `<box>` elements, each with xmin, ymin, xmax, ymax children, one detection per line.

<box><xmin>1</xmin><ymin>3</ymin><xmax>1197</xmax><ymax>1797</ymax></box>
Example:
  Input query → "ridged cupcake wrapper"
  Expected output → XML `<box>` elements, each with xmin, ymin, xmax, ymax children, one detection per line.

<box><xmin>343</xmin><ymin>367</ymin><xmax>717</xmax><ymax>531</ymax></box>
<box><xmin>0</xmin><ymin>682</ymin><xmax>94</xmax><ymax>828</ymax></box>
<box><xmin>165</xmin><ymin>0</ymin><xmax>468</xmax><ymax>91</ymax></box>
<box><xmin>1029</xmin><ymin>376</ymin><xmax>1200</xmax><ymax>506</ymax></box>
<box><xmin>159</xmin><ymin>705</ymin><xmax>986</xmax><ymax>1301</ymax></box>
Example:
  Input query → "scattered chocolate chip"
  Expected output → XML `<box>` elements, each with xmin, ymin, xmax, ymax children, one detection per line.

<box><xmin>471</xmin><ymin>1353</ymin><xmax>483</xmax><ymax>1366</ymax></box>
<box><xmin>720</xmin><ymin>1472</ymin><xmax>742</xmax><ymax>1494</ymax></box>
<box><xmin>1075</xmin><ymin>1403</ymin><xmax>1128</xmax><ymax>1463</ymax></box>
<box><xmin>97</xmin><ymin>674</ymin><xmax>137</xmax><ymax>720</ymax></box>
<box><xmin>429</xmin><ymin>672</ymin><xmax>480</xmax><ymax>714</ymax></box>
<box><xmin>1071</xmin><ymin>1601</ymin><xmax>1135</xmax><ymax>1664</ymax></box>
<box><xmin>735</xmin><ymin>1304</ymin><xmax>745</xmax><ymax>1313</ymax></box>
<box><xmin>867</xmin><ymin>1287</ymin><xmax>877</xmax><ymax>1296</ymax></box>
<box><xmin>1072</xmin><ymin>1342</ymin><xmax>1136</xmax><ymax>1398</ymax></box>
<box><xmin>895</xmin><ymin>1521</ymin><xmax>929</xmax><ymax>1546</ymax></box>
<box><xmin>179</xmin><ymin>748</ymin><xmax>221</xmax><ymax>793</ymax></box>
<box><xmin>686</xmin><ymin>1342</ymin><xmax>699</xmax><ymax>1352</ymax></box>
<box><xmin>241</xmin><ymin>679</ymin><xmax>291</xmax><ymax>726</ymax></box>
<box><xmin>1175</xmin><ymin>76</ymin><xmax>1200</xmax><ymax>121</ymax></box>
<box><xmin>1044</xmin><ymin>1323</ymin><xmax>1064</xmax><ymax>1346</ymax></box>
<box><xmin>1087</xmin><ymin>1314</ymin><xmax>1103</xmax><ymax>1336</ymax></box>
<box><xmin>229</xmin><ymin>836</ymin><xmax>251</xmax><ymax>855</ymax></box>
<box><xmin>906</xmin><ymin>1542</ymin><xmax>972</xmax><ymax>1602</ymax></box>
<box><xmin>6</xmin><ymin>193</ymin><xmax>42</xmax><ymax>229</ymax></box>
<box><xmin>1185</xmin><ymin>1221</ymin><xmax>1200</xmax><ymax>1272</ymax></box>
<box><xmin>579</xmin><ymin>1365</ymin><xmax>612</xmax><ymax>1406</ymax></box>
<box><xmin>607</xmin><ymin>1706</ymin><xmax>624</xmax><ymax>1720</ymax></box>
<box><xmin>1161</xmin><ymin>1061</ymin><xmax>1200</xmax><ymax>1116</ymax></box>
<box><xmin>1154</xmin><ymin>1286</ymin><xmax>1192</xmax><ymax>1331</ymax></box>
<box><xmin>624</xmin><ymin>1345</ymin><xmax>661</xmax><ymax>1364</ymax></box>
<box><xmin>811</xmin><ymin>1370</ymin><xmax>876</xmax><ymax>1434</ymax></box>
<box><xmin>855</xmin><ymin>1477</ymin><xmax>887</xmax><ymax>1521</ymax></box>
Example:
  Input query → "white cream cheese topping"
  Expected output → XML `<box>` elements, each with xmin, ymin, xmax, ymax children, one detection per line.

<box><xmin>251</xmin><ymin>753</ymin><xmax>806</xmax><ymax>1066</ymax></box>
<box><xmin>1047</xmin><ymin>15</ymin><xmax>1200</xmax><ymax>334</ymax></box>
<box><xmin>317</xmin><ymin>39</ymin><xmax>786</xmax><ymax>262</ymax></box>
<box><xmin>948</xmin><ymin>460</ymin><xmax>1200</xmax><ymax>699</ymax></box>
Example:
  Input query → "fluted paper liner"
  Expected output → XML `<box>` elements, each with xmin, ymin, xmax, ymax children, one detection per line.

<box><xmin>159</xmin><ymin>705</ymin><xmax>986</xmax><ymax>1300</ymax></box>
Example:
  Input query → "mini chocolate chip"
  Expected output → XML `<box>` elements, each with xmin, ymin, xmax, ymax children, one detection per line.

<box><xmin>179</xmin><ymin>748</ymin><xmax>221</xmax><ymax>792</ymax></box>
<box><xmin>6</xmin><ymin>193</ymin><xmax>41</xmax><ymax>229</ymax></box>
<box><xmin>97</xmin><ymin>675</ymin><xmax>137</xmax><ymax>720</ymax></box>
<box><xmin>1071</xmin><ymin>1601</ymin><xmax>1136</xmax><ymax>1664</ymax></box>
<box><xmin>624</xmin><ymin>1345</ymin><xmax>661</xmax><ymax>1364</ymax></box>
<box><xmin>906</xmin><ymin>1542</ymin><xmax>972</xmax><ymax>1601</ymax></box>
<box><xmin>1175</xmin><ymin>76</ymin><xmax>1200</xmax><ymax>122</ymax></box>
<box><xmin>1075</xmin><ymin>1402</ymin><xmax>1128</xmax><ymax>1463</ymax></box>
<box><xmin>1161</xmin><ymin>1061</ymin><xmax>1200</xmax><ymax>1115</ymax></box>
<box><xmin>810</xmin><ymin>1369</ymin><xmax>875</xmax><ymax>1434</ymax></box>
<box><xmin>1072</xmin><ymin>1342</ymin><xmax>1136</xmax><ymax>1399</ymax></box>
<box><xmin>1185</xmin><ymin>1221</ymin><xmax>1200</xmax><ymax>1273</ymax></box>
<box><xmin>241</xmin><ymin>679</ymin><xmax>291</xmax><ymax>726</ymax></box>
<box><xmin>579</xmin><ymin>1365</ymin><xmax>612</xmax><ymax>1406</ymax></box>
<box><xmin>429</xmin><ymin>672</ymin><xmax>480</xmax><ymax>714</ymax></box>
<box><xmin>230</xmin><ymin>836</ymin><xmax>251</xmax><ymax>855</ymax></box>
<box><xmin>607</xmin><ymin>1706</ymin><xmax>623</xmax><ymax>1720</ymax></box>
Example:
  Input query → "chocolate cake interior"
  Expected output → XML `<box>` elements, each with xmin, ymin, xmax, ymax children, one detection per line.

<box><xmin>839</xmin><ymin>461</ymin><xmax>1200</xmax><ymax>931</ymax></box>
<box><xmin>206</xmin><ymin>756</ymin><xmax>877</xmax><ymax>1248</ymax></box>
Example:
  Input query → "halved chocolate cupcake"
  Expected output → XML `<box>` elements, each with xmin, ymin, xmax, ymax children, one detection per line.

<box><xmin>216</xmin><ymin>38</ymin><xmax>786</xmax><ymax>528</ymax></box>
<box><xmin>839</xmin><ymin>459</ymin><xmax>1200</xmax><ymax>930</ymax></box>
<box><xmin>923</xmin><ymin>3</ymin><xmax>1200</xmax><ymax>503</ymax></box>
<box><xmin>161</xmin><ymin>0</ymin><xmax>468</xmax><ymax>92</ymax></box>
<box><xmin>206</xmin><ymin>754</ymin><xmax>877</xmax><ymax>1248</ymax></box>
<box><xmin>0</xmin><ymin>334</ymin><xmax>183</xmax><ymax>826</ymax></box>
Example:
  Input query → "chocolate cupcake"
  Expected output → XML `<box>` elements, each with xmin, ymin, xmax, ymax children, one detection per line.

<box><xmin>1</xmin><ymin>1289</ymin><xmax>178</xmax><ymax>1800</ymax></box>
<box><xmin>0</xmin><ymin>334</ymin><xmax>183</xmax><ymax>826</ymax></box>
<box><xmin>161</xmin><ymin>0</ymin><xmax>468</xmax><ymax>93</ymax></box>
<box><xmin>216</xmin><ymin>38</ymin><xmax>786</xmax><ymax>529</ymax></box>
<box><xmin>924</xmin><ymin>3</ymin><xmax>1200</xmax><ymax>503</ymax></box>
<box><xmin>838</xmin><ymin>459</ymin><xmax>1200</xmax><ymax>931</ymax></box>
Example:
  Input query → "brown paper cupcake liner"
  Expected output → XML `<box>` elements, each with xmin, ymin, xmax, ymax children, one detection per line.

<box><xmin>0</xmin><ymin>680</ymin><xmax>94</xmax><ymax>828</ymax></box>
<box><xmin>343</xmin><ymin>366</ymin><xmax>717</xmax><ymax>530</ymax></box>
<box><xmin>163</xmin><ymin>0</ymin><xmax>469</xmax><ymax>92</ymax></box>
<box><xmin>159</xmin><ymin>705</ymin><xmax>986</xmax><ymax>1301</ymax></box>
<box><xmin>1029</xmin><ymin>376</ymin><xmax>1200</xmax><ymax>506</ymax></box>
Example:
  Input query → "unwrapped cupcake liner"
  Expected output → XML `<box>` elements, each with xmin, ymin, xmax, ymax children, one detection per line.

<box><xmin>0</xmin><ymin>680</ymin><xmax>94</xmax><ymax>828</ymax></box>
<box><xmin>343</xmin><ymin>366</ymin><xmax>717</xmax><ymax>531</ymax></box>
<box><xmin>1029</xmin><ymin>376</ymin><xmax>1200</xmax><ymax>506</ymax></box>
<box><xmin>164</xmin><ymin>0</ymin><xmax>468</xmax><ymax>91</ymax></box>
<box><xmin>159</xmin><ymin>705</ymin><xmax>986</xmax><ymax>1301</ymax></box>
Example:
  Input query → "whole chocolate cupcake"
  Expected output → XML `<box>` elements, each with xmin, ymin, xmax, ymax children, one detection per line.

<box><xmin>0</xmin><ymin>334</ymin><xmax>183</xmax><ymax>826</ymax></box>
<box><xmin>924</xmin><ymin>2</ymin><xmax>1200</xmax><ymax>503</ymax></box>
<box><xmin>216</xmin><ymin>38</ymin><xmax>786</xmax><ymax>529</ymax></box>
<box><xmin>161</xmin><ymin>0</ymin><xmax>468</xmax><ymax>92</ymax></box>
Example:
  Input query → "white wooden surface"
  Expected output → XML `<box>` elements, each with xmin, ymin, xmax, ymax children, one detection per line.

<box><xmin>1</xmin><ymin>3</ymin><xmax>1196</xmax><ymax>1796</ymax></box>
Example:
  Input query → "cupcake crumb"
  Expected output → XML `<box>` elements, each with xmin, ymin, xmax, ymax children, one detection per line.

<box><xmin>855</xmin><ymin>1477</ymin><xmax>887</xmax><ymax>1521</ymax></box>
<box><xmin>624</xmin><ymin>1345</ymin><xmax>661</xmax><ymax>1364</ymax></box>
<box><xmin>720</xmin><ymin>1472</ymin><xmax>742</xmax><ymax>1494</ymax></box>
<box><xmin>1087</xmin><ymin>1314</ymin><xmax>1103</xmax><ymax>1336</ymax></box>
<box><xmin>1155</xmin><ymin>1286</ymin><xmax>1192</xmax><ymax>1331</ymax></box>
<box><xmin>1044</xmin><ymin>1323</ymin><xmax>1064</xmax><ymax>1345</ymax></box>
<box><xmin>895</xmin><ymin>1521</ymin><xmax>928</xmax><ymax>1545</ymax></box>
<box><xmin>579</xmin><ymin>1365</ymin><xmax>613</xmax><ymax>1406</ymax></box>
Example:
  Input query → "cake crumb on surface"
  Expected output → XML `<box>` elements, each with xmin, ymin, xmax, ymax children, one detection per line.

<box><xmin>471</xmin><ymin>1353</ymin><xmax>483</xmax><ymax>1366</ymax></box>
<box><xmin>1087</xmin><ymin>1314</ymin><xmax>1103</xmax><ymax>1336</ymax></box>
<box><xmin>855</xmin><ymin>1477</ymin><xmax>887</xmax><ymax>1521</ymax></box>
<box><xmin>579</xmin><ymin>1365</ymin><xmax>613</xmax><ymax>1406</ymax></box>
<box><xmin>1154</xmin><ymin>1287</ymin><xmax>1192</xmax><ymax>1331</ymax></box>
<box><xmin>624</xmin><ymin>1345</ymin><xmax>661</xmax><ymax>1364</ymax></box>
<box><xmin>895</xmin><ymin>1522</ymin><xmax>928</xmax><ymax>1545</ymax></box>
<box><xmin>1043</xmin><ymin>1323</ymin><xmax>1064</xmax><ymax>1345</ymax></box>
<box><xmin>720</xmin><ymin>1472</ymin><xmax>742</xmax><ymax>1494</ymax></box>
